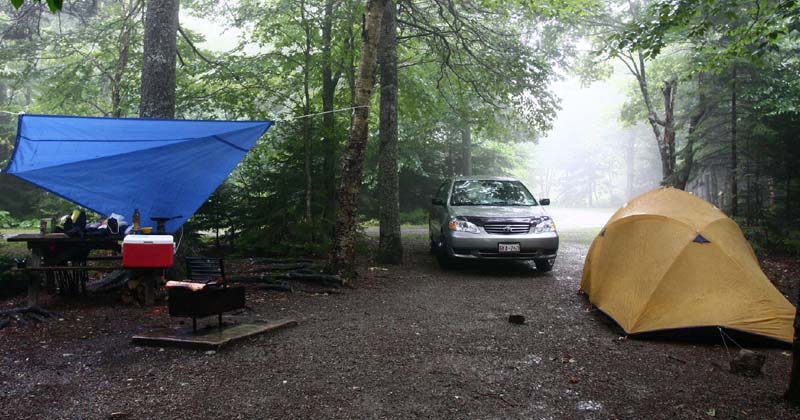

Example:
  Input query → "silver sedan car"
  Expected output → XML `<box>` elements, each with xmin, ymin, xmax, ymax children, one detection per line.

<box><xmin>429</xmin><ymin>176</ymin><xmax>558</xmax><ymax>271</ymax></box>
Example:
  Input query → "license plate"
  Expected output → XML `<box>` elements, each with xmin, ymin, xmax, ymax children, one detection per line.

<box><xmin>498</xmin><ymin>243</ymin><xmax>520</xmax><ymax>253</ymax></box>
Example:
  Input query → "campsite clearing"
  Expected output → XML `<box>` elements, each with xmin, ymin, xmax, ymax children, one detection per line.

<box><xmin>0</xmin><ymin>229</ymin><xmax>798</xmax><ymax>419</ymax></box>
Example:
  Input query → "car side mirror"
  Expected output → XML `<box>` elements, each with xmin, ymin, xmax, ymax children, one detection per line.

<box><xmin>540</xmin><ymin>198</ymin><xmax>550</xmax><ymax>206</ymax></box>
<box><xmin>431</xmin><ymin>198</ymin><xmax>444</xmax><ymax>206</ymax></box>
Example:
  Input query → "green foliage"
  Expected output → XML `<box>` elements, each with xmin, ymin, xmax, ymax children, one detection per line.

<box><xmin>10</xmin><ymin>0</ymin><xmax>61</xmax><ymax>12</ymax></box>
<box><xmin>610</xmin><ymin>0</ymin><xmax>800</xmax><ymax>72</ymax></box>
<box><xmin>0</xmin><ymin>210</ymin><xmax>13</xmax><ymax>228</ymax></box>
<box><xmin>0</xmin><ymin>210</ymin><xmax>38</xmax><ymax>228</ymax></box>
<box><xmin>399</xmin><ymin>209</ymin><xmax>427</xmax><ymax>226</ymax></box>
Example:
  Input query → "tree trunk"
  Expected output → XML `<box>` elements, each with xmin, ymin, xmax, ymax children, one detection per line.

<box><xmin>730</xmin><ymin>64</ymin><xmax>739</xmax><ymax>217</ymax></box>
<box><xmin>320</xmin><ymin>0</ymin><xmax>338</xmax><ymax>228</ymax></box>
<box><xmin>139</xmin><ymin>0</ymin><xmax>179</xmax><ymax>119</ymax></box>
<box><xmin>446</xmin><ymin>135</ymin><xmax>455</xmax><ymax>177</ymax></box>
<box><xmin>112</xmin><ymin>2</ymin><xmax>138</xmax><ymax>117</ymax></box>
<box><xmin>660</xmin><ymin>78</ymin><xmax>677</xmax><ymax>185</ymax></box>
<box><xmin>625</xmin><ymin>51</ymin><xmax>678</xmax><ymax>186</ymax></box>
<box><xmin>301</xmin><ymin>0</ymin><xmax>313</xmax><ymax>224</ymax></box>
<box><xmin>376</xmin><ymin>0</ymin><xmax>402</xmax><ymax>265</ymax></box>
<box><xmin>675</xmin><ymin>74</ymin><xmax>706</xmax><ymax>191</ymax></box>
<box><xmin>787</xmin><ymin>286</ymin><xmax>800</xmax><ymax>404</ymax></box>
<box><xmin>460</xmin><ymin>123</ymin><xmax>472</xmax><ymax>176</ymax></box>
<box><xmin>625</xmin><ymin>132</ymin><xmax>635</xmax><ymax>199</ymax></box>
<box><xmin>328</xmin><ymin>0</ymin><xmax>387</xmax><ymax>279</ymax></box>
<box><xmin>346</xmin><ymin>12</ymin><xmax>358</xmax><ymax>108</ymax></box>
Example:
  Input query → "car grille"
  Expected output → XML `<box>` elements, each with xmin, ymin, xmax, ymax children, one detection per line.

<box><xmin>483</xmin><ymin>224</ymin><xmax>530</xmax><ymax>234</ymax></box>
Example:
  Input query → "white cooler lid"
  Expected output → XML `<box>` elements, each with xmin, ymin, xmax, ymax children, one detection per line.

<box><xmin>123</xmin><ymin>234</ymin><xmax>174</xmax><ymax>244</ymax></box>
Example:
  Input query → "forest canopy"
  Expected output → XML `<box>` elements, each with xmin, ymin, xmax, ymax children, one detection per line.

<box><xmin>1</xmin><ymin>0</ymin><xmax>799</xmax><ymax>258</ymax></box>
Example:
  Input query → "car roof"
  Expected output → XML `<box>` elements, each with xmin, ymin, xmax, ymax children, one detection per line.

<box><xmin>451</xmin><ymin>175</ymin><xmax>520</xmax><ymax>182</ymax></box>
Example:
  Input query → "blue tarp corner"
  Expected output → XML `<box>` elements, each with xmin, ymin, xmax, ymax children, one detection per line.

<box><xmin>4</xmin><ymin>114</ymin><xmax>273</xmax><ymax>233</ymax></box>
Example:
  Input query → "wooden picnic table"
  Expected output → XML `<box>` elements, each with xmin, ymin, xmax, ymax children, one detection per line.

<box><xmin>6</xmin><ymin>233</ymin><xmax>123</xmax><ymax>305</ymax></box>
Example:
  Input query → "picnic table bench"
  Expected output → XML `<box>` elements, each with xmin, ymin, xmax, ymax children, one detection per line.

<box><xmin>6</xmin><ymin>233</ymin><xmax>123</xmax><ymax>305</ymax></box>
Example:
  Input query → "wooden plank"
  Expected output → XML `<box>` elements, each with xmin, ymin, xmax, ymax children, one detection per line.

<box><xmin>131</xmin><ymin>320</ymin><xmax>298</xmax><ymax>350</ymax></box>
<box><xmin>19</xmin><ymin>266</ymin><xmax>122</xmax><ymax>272</ymax></box>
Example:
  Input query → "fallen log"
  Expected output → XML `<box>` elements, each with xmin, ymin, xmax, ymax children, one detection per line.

<box><xmin>11</xmin><ymin>313</ymin><xmax>27</xmax><ymax>327</ymax></box>
<box><xmin>272</xmin><ymin>272</ymin><xmax>344</xmax><ymax>285</ymax></box>
<box><xmin>0</xmin><ymin>306</ymin><xmax>61</xmax><ymax>318</ymax></box>
<box><xmin>28</xmin><ymin>313</ymin><xmax>46</xmax><ymax>323</ymax></box>
<box><xmin>87</xmin><ymin>270</ymin><xmax>130</xmax><ymax>293</ymax></box>
<box><xmin>236</xmin><ymin>262</ymin><xmax>319</xmax><ymax>274</ymax></box>
<box><xmin>258</xmin><ymin>282</ymin><xmax>294</xmax><ymax>293</ymax></box>
<box><xmin>228</xmin><ymin>271</ymin><xmax>344</xmax><ymax>288</ymax></box>
<box><xmin>248</xmin><ymin>257</ymin><xmax>317</xmax><ymax>264</ymax></box>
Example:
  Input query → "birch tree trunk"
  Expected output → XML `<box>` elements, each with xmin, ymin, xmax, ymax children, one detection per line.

<box><xmin>376</xmin><ymin>0</ymin><xmax>402</xmax><ymax>264</ymax></box>
<box><xmin>139</xmin><ymin>0</ymin><xmax>179</xmax><ymax>119</ymax></box>
<box><xmin>329</xmin><ymin>0</ymin><xmax>387</xmax><ymax>279</ymax></box>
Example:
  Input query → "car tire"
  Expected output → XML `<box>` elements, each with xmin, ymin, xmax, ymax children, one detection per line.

<box><xmin>534</xmin><ymin>258</ymin><xmax>554</xmax><ymax>272</ymax></box>
<box><xmin>436</xmin><ymin>251</ymin><xmax>455</xmax><ymax>270</ymax></box>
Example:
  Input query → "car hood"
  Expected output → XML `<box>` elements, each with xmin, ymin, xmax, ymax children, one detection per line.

<box><xmin>449</xmin><ymin>205</ymin><xmax>550</xmax><ymax>224</ymax></box>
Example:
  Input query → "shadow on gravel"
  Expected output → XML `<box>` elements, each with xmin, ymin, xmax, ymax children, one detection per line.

<box><xmin>435</xmin><ymin>258</ymin><xmax>554</xmax><ymax>279</ymax></box>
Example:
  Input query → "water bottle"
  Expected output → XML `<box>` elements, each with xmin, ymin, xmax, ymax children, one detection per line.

<box><xmin>133</xmin><ymin>209</ymin><xmax>141</xmax><ymax>230</ymax></box>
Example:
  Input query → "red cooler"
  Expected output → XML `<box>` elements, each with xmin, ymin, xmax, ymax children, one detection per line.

<box><xmin>123</xmin><ymin>235</ymin><xmax>175</xmax><ymax>268</ymax></box>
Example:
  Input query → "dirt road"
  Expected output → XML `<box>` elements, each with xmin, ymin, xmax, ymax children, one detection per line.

<box><xmin>1</xmin><ymin>228</ymin><xmax>798</xmax><ymax>419</ymax></box>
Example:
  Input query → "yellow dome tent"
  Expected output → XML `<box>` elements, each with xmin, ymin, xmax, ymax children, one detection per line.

<box><xmin>581</xmin><ymin>187</ymin><xmax>795</xmax><ymax>344</ymax></box>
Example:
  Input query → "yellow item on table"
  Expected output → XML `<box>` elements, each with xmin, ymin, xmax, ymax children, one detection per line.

<box><xmin>141</xmin><ymin>227</ymin><xmax>153</xmax><ymax>234</ymax></box>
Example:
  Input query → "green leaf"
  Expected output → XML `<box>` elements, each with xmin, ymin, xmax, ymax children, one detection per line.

<box><xmin>11</xmin><ymin>0</ymin><xmax>23</xmax><ymax>9</ymax></box>
<box><xmin>47</xmin><ymin>0</ymin><xmax>63</xmax><ymax>12</ymax></box>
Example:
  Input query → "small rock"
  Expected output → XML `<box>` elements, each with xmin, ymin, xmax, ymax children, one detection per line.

<box><xmin>730</xmin><ymin>349</ymin><xmax>765</xmax><ymax>377</ymax></box>
<box><xmin>508</xmin><ymin>314</ymin><xmax>526</xmax><ymax>325</ymax></box>
<box><xmin>577</xmin><ymin>400</ymin><xmax>602</xmax><ymax>411</ymax></box>
<box><xmin>109</xmin><ymin>412</ymin><xmax>128</xmax><ymax>419</ymax></box>
<box><xmin>205</xmin><ymin>350</ymin><xmax>216</xmax><ymax>356</ymax></box>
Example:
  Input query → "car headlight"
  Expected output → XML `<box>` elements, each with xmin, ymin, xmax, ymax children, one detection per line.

<box><xmin>533</xmin><ymin>217</ymin><xmax>556</xmax><ymax>233</ymax></box>
<box><xmin>449</xmin><ymin>218</ymin><xmax>481</xmax><ymax>234</ymax></box>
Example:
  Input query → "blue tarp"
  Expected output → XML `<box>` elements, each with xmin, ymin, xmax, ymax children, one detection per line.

<box><xmin>3</xmin><ymin>114</ymin><xmax>273</xmax><ymax>233</ymax></box>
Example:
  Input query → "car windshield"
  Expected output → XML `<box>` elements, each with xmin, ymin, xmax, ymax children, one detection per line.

<box><xmin>450</xmin><ymin>180</ymin><xmax>537</xmax><ymax>206</ymax></box>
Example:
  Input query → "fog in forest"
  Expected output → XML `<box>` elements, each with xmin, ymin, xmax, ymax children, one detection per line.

<box><xmin>524</xmin><ymin>69</ymin><xmax>662</xmax><ymax>210</ymax></box>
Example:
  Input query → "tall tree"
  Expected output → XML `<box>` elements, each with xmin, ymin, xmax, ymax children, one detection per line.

<box><xmin>320</xmin><ymin>0</ymin><xmax>341</xmax><ymax>227</ymax></box>
<box><xmin>376</xmin><ymin>0</ymin><xmax>401</xmax><ymax>264</ymax></box>
<box><xmin>329</xmin><ymin>0</ymin><xmax>386</xmax><ymax>279</ymax></box>
<box><xmin>300</xmin><ymin>0</ymin><xmax>313</xmax><ymax>223</ymax></box>
<box><xmin>596</xmin><ymin>0</ymin><xmax>681</xmax><ymax>186</ymax></box>
<box><xmin>139</xmin><ymin>0</ymin><xmax>179</xmax><ymax>118</ymax></box>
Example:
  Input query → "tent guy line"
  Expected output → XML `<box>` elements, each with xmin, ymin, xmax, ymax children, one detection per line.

<box><xmin>0</xmin><ymin>105</ymin><xmax>369</xmax><ymax>120</ymax></box>
<box><xmin>274</xmin><ymin>105</ymin><xmax>369</xmax><ymax>121</ymax></box>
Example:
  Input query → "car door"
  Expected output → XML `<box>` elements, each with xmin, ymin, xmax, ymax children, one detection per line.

<box><xmin>429</xmin><ymin>180</ymin><xmax>450</xmax><ymax>241</ymax></box>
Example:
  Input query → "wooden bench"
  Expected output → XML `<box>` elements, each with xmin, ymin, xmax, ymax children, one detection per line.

<box><xmin>167</xmin><ymin>257</ymin><xmax>245</xmax><ymax>332</ymax></box>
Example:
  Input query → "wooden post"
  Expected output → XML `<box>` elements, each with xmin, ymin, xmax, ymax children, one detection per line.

<box><xmin>27</xmin><ymin>248</ymin><xmax>43</xmax><ymax>306</ymax></box>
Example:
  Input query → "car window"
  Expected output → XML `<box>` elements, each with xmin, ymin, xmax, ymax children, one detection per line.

<box><xmin>450</xmin><ymin>180</ymin><xmax>537</xmax><ymax>206</ymax></box>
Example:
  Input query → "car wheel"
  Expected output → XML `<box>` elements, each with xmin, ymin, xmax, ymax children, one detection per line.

<box><xmin>436</xmin><ymin>251</ymin><xmax>455</xmax><ymax>270</ymax></box>
<box><xmin>534</xmin><ymin>258</ymin><xmax>555</xmax><ymax>272</ymax></box>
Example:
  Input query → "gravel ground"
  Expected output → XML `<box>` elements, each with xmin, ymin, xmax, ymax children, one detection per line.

<box><xmin>1</xmin><ymin>228</ymin><xmax>799</xmax><ymax>419</ymax></box>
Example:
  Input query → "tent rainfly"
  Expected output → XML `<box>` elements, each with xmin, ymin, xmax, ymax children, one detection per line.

<box><xmin>3</xmin><ymin>114</ymin><xmax>273</xmax><ymax>233</ymax></box>
<box><xmin>581</xmin><ymin>187</ymin><xmax>795</xmax><ymax>344</ymax></box>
